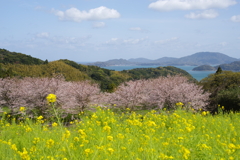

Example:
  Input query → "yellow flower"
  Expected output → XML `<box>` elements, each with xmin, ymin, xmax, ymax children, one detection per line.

<box><xmin>11</xmin><ymin>144</ymin><xmax>18</xmax><ymax>151</ymax></box>
<box><xmin>37</xmin><ymin>116</ymin><xmax>43</xmax><ymax>120</ymax></box>
<box><xmin>19</xmin><ymin>107</ymin><xmax>25</xmax><ymax>112</ymax></box>
<box><xmin>91</xmin><ymin>113</ymin><xmax>98</xmax><ymax>119</ymax></box>
<box><xmin>178</xmin><ymin>137</ymin><xmax>184</xmax><ymax>140</ymax></box>
<box><xmin>107</xmin><ymin>148</ymin><xmax>114</xmax><ymax>154</ymax></box>
<box><xmin>176</xmin><ymin>102</ymin><xmax>184</xmax><ymax>106</ymax></box>
<box><xmin>46</xmin><ymin>139</ymin><xmax>55</xmax><ymax>148</ymax></box>
<box><xmin>33</xmin><ymin>138</ymin><xmax>40</xmax><ymax>144</ymax></box>
<box><xmin>84</xmin><ymin>148</ymin><xmax>93</xmax><ymax>156</ymax></box>
<box><xmin>18</xmin><ymin>148</ymin><xmax>30</xmax><ymax>160</ymax></box>
<box><xmin>201</xmin><ymin>111</ymin><xmax>207</xmax><ymax>116</ymax></box>
<box><xmin>46</xmin><ymin>94</ymin><xmax>57</xmax><ymax>103</ymax></box>
<box><xmin>74</xmin><ymin>137</ymin><xmax>80</xmax><ymax>142</ymax></box>
<box><xmin>52</xmin><ymin>122</ymin><xmax>58</xmax><ymax>127</ymax></box>
<box><xmin>228</xmin><ymin>143</ymin><xmax>236</xmax><ymax>149</ymax></box>
<box><xmin>107</xmin><ymin>136</ymin><xmax>113</xmax><ymax>141</ymax></box>
<box><xmin>63</xmin><ymin>130</ymin><xmax>71</xmax><ymax>139</ymax></box>
<box><xmin>103</xmin><ymin>126</ymin><xmax>111</xmax><ymax>133</ymax></box>
<box><xmin>180</xmin><ymin>146</ymin><xmax>190</xmax><ymax>159</ymax></box>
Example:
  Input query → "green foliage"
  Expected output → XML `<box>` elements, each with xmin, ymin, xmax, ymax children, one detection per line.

<box><xmin>217</xmin><ymin>87</ymin><xmax>240</xmax><ymax>112</ymax></box>
<box><xmin>200</xmin><ymin>71</ymin><xmax>240</xmax><ymax>111</ymax></box>
<box><xmin>59</xmin><ymin>59</ymin><xmax>130</xmax><ymax>92</ymax></box>
<box><xmin>0</xmin><ymin>64</ymin><xmax>14</xmax><ymax>78</ymax></box>
<box><xmin>0</xmin><ymin>48</ymin><xmax>44</xmax><ymax>65</ymax></box>
<box><xmin>1</xmin><ymin>61</ymin><xmax>89</xmax><ymax>81</ymax></box>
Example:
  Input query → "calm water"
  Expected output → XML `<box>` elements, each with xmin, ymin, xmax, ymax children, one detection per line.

<box><xmin>102</xmin><ymin>65</ymin><xmax>215</xmax><ymax>81</ymax></box>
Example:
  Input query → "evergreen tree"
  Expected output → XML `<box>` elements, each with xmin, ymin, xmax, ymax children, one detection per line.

<box><xmin>215</xmin><ymin>66</ymin><xmax>222</xmax><ymax>74</ymax></box>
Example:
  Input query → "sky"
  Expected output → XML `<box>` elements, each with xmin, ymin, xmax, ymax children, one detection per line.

<box><xmin>1</xmin><ymin>0</ymin><xmax>240</xmax><ymax>62</ymax></box>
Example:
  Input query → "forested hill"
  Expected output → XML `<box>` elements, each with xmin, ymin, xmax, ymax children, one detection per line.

<box><xmin>0</xmin><ymin>49</ymin><xmax>196</xmax><ymax>92</ymax></box>
<box><xmin>0</xmin><ymin>48</ymin><xmax>45</xmax><ymax>65</ymax></box>
<box><xmin>193</xmin><ymin>61</ymin><xmax>240</xmax><ymax>71</ymax></box>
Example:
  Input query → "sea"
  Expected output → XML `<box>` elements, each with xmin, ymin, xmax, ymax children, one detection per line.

<box><xmin>102</xmin><ymin>65</ymin><xmax>216</xmax><ymax>81</ymax></box>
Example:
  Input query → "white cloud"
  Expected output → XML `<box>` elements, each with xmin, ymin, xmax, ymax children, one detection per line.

<box><xmin>123</xmin><ymin>38</ymin><xmax>146</xmax><ymax>44</ymax></box>
<box><xmin>93</xmin><ymin>22</ymin><xmax>106</xmax><ymax>28</ymax></box>
<box><xmin>52</xmin><ymin>6</ymin><xmax>120</xmax><ymax>22</ymax></box>
<box><xmin>36</xmin><ymin>32</ymin><xmax>49</xmax><ymax>38</ymax></box>
<box><xmin>154</xmin><ymin>37</ymin><xmax>178</xmax><ymax>44</ymax></box>
<box><xmin>148</xmin><ymin>0</ymin><xmax>236</xmax><ymax>11</ymax></box>
<box><xmin>231</xmin><ymin>15</ymin><xmax>240</xmax><ymax>22</ymax></box>
<box><xmin>185</xmin><ymin>9</ymin><xmax>218</xmax><ymax>19</ymax></box>
<box><xmin>105</xmin><ymin>38</ymin><xmax>120</xmax><ymax>45</ymax></box>
<box><xmin>130</xmin><ymin>27</ymin><xmax>142</xmax><ymax>31</ymax></box>
<box><xmin>105</xmin><ymin>37</ymin><xmax>147</xmax><ymax>45</ymax></box>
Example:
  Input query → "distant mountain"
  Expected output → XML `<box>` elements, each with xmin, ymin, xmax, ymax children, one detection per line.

<box><xmin>89</xmin><ymin>59</ymin><xmax>137</xmax><ymax>67</ymax></box>
<box><xmin>128</xmin><ymin>58</ymin><xmax>153</xmax><ymax>63</ymax></box>
<box><xmin>154</xmin><ymin>57</ymin><xmax>178</xmax><ymax>63</ymax></box>
<box><xmin>172</xmin><ymin>52</ymin><xmax>238</xmax><ymax>66</ymax></box>
<box><xmin>219</xmin><ymin>61</ymin><xmax>240</xmax><ymax>71</ymax></box>
<box><xmin>88</xmin><ymin>52</ymin><xmax>239</xmax><ymax>67</ymax></box>
<box><xmin>193</xmin><ymin>61</ymin><xmax>240</xmax><ymax>71</ymax></box>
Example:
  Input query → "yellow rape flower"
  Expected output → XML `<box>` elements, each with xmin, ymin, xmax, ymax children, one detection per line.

<box><xmin>201</xmin><ymin>111</ymin><xmax>207</xmax><ymax>116</ymax></box>
<box><xmin>11</xmin><ymin>144</ymin><xmax>18</xmax><ymax>151</ymax></box>
<box><xmin>228</xmin><ymin>143</ymin><xmax>236</xmax><ymax>149</ymax></box>
<box><xmin>117</xmin><ymin>133</ymin><xmax>125</xmax><ymax>139</ymax></box>
<box><xmin>180</xmin><ymin>146</ymin><xmax>190</xmax><ymax>159</ymax></box>
<box><xmin>18</xmin><ymin>148</ymin><xmax>30</xmax><ymax>160</ymax></box>
<box><xmin>46</xmin><ymin>139</ymin><xmax>55</xmax><ymax>148</ymax></box>
<box><xmin>107</xmin><ymin>136</ymin><xmax>113</xmax><ymax>141</ymax></box>
<box><xmin>37</xmin><ymin>116</ymin><xmax>43</xmax><ymax>120</ymax></box>
<box><xmin>52</xmin><ymin>122</ymin><xmax>58</xmax><ymax>127</ymax></box>
<box><xmin>107</xmin><ymin>148</ymin><xmax>114</xmax><ymax>154</ymax></box>
<box><xmin>74</xmin><ymin>137</ymin><xmax>80</xmax><ymax>142</ymax></box>
<box><xmin>176</xmin><ymin>102</ymin><xmax>184</xmax><ymax>106</ymax></box>
<box><xmin>103</xmin><ymin>126</ymin><xmax>111</xmax><ymax>133</ymax></box>
<box><xmin>19</xmin><ymin>107</ymin><xmax>25</xmax><ymax>112</ymax></box>
<box><xmin>91</xmin><ymin>113</ymin><xmax>98</xmax><ymax>119</ymax></box>
<box><xmin>33</xmin><ymin>138</ymin><xmax>40</xmax><ymax>144</ymax></box>
<box><xmin>84</xmin><ymin>148</ymin><xmax>93</xmax><ymax>156</ymax></box>
<box><xmin>46</xmin><ymin>94</ymin><xmax>57</xmax><ymax>103</ymax></box>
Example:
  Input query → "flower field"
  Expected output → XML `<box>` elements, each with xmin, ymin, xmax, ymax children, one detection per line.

<box><xmin>0</xmin><ymin>106</ymin><xmax>240</xmax><ymax>160</ymax></box>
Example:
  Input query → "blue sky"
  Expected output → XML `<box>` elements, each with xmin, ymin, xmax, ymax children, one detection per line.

<box><xmin>1</xmin><ymin>0</ymin><xmax>240</xmax><ymax>62</ymax></box>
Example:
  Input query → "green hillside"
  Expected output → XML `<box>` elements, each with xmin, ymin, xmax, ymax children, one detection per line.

<box><xmin>0</xmin><ymin>48</ymin><xmax>44</xmax><ymax>65</ymax></box>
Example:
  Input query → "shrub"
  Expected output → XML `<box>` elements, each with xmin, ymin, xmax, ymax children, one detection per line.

<box><xmin>216</xmin><ymin>87</ymin><xmax>240</xmax><ymax>112</ymax></box>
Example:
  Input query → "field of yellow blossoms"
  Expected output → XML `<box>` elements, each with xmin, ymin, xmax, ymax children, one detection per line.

<box><xmin>0</xmin><ymin>104</ymin><xmax>239</xmax><ymax>160</ymax></box>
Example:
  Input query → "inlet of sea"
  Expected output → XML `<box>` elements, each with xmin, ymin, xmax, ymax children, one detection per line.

<box><xmin>102</xmin><ymin>65</ymin><xmax>216</xmax><ymax>81</ymax></box>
